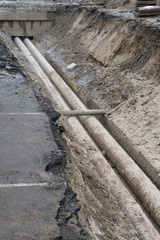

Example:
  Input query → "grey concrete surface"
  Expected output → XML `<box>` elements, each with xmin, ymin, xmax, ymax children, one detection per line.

<box><xmin>0</xmin><ymin>69</ymin><xmax>64</xmax><ymax>239</ymax></box>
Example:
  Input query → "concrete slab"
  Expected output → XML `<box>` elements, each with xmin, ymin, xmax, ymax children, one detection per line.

<box><xmin>0</xmin><ymin>73</ymin><xmax>41</xmax><ymax>113</ymax></box>
<box><xmin>0</xmin><ymin>67</ymin><xmax>63</xmax><ymax>238</ymax></box>
<box><xmin>0</xmin><ymin>38</ymin><xmax>90</xmax><ymax>240</ymax></box>
<box><xmin>0</xmin><ymin>113</ymin><xmax>56</xmax><ymax>184</ymax></box>
<box><xmin>0</xmin><ymin>186</ymin><xmax>61</xmax><ymax>239</ymax></box>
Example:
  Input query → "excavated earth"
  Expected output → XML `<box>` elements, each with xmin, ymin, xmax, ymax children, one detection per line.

<box><xmin>32</xmin><ymin>6</ymin><xmax>160</xmax><ymax>238</ymax></box>
<box><xmin>1</xmin><ymin>1</ymin><xmax>160</xmax><ymax>239</ymax></box>
<box><xmin>33</xmin><ymin>7</ymin><xmax>160</xmax><ymax>188</ymax></box>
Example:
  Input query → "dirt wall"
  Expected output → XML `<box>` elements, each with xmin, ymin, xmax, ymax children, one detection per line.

<box><xmin>34</xmin><ymin>8</ymin><xmax>160</xmax><ymax>189</ymax></box>
<box><xmin>60</xmin><ymin>124</ymin><xmax>138</xmax><ymax>240</ymax></box>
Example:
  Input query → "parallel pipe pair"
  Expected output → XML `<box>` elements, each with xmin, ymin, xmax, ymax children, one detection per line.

<box><xmin>15</xmin><ymin>37</ymin><xmax>160</xmax><ymax>239</ymax></box>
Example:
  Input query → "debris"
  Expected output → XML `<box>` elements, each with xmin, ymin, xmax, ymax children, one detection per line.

<box><xmin>66</xmin><ymin>63</ymin><xmax>76</xmax><ymax>71</ymax></box>
<box><xmin>136</xmin><ymin>6</ymin><xmax>160</xmax><ymax>16</ymax></box>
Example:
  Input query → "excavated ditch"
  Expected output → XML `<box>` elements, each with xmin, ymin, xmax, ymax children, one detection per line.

<box><xmin>1</xmin><ymin>2</ymin><xmax>160</xmax><ymax>240</ymax></box>
<box><xmin>30</xmin><ymin>6</ymin><xmax>160</xmax><ymax>239</ymax></box>
<box><xmin>33</xmin><ymin>7</ymin><xmax>160</xmax><ymax>188</ymax></box>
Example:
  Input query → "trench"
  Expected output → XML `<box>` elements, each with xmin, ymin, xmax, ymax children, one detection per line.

<box><xmin>1</xmin><ymin>1</ymin><xmax>160</xmax><ymax>240</ymax></box>
<box><xmin>13</xmin><ymin>36</ymin><xmax>160</xmax><ymax>239</ymax></box>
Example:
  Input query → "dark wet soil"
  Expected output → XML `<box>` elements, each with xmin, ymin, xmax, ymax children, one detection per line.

<box><xmin>0</xmin><ymin>42</ymin><xmax>19</xmax><ymax>72</ymax></box>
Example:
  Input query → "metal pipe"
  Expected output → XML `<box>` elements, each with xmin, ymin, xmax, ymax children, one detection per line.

<box><xmin>15</xmin><ymin>37</ymin><xmax>160</xmax><ymax>237</ymax></box>
<box><xmin>61</xmin><ymin>109</ymin><xmax>107</xmax><ymax>116</ymax></box>
<box><xmin>14</xmin><ymin>37</ymin><xmax>69</xmax><ymax>112</ymax></box>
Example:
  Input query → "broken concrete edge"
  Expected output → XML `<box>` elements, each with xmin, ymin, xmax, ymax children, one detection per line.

<box><xmin>32</xmin><ymin>91</ymin><xmax>90</xmax><ymax>240</ymax></box>
<box><xmin>0</xmin><ymin>10</ymin><xmax>55</xmax><ymax>21</ymax></box>
<box><xmin>0</xmin><ymin>1</ymin><xmax>141</xmax><ymax>25</ymax></box>
<box><xmin>0</xmin><ymin>3</ymin><xmax>81</xmax><ymax>21</ymax></box>
<box><xmin>0</xmin><ymin>31</ymin><xmax>90</xmax><ymax>240</ymax></box>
